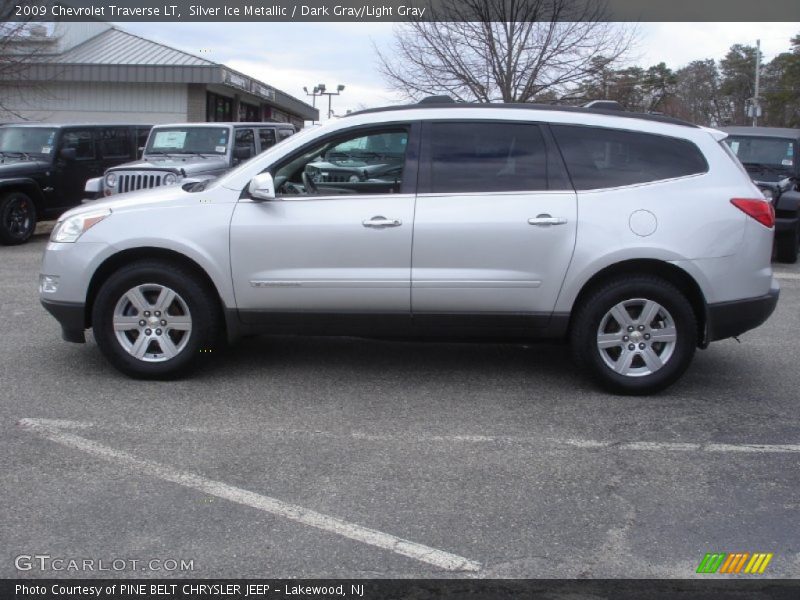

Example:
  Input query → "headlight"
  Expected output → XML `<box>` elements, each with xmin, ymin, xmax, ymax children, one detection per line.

<box><xmin>50</xmin><ymin>208</ymin><xmax>111</xmax><ymax>243</ymax></box>
<box><xmin>759</xmin><ymin>187</ymin><xmax>774</xmax><ymax>200</ymax></box>
<box><xmin>105</xmin><ymin>172</ymin><xmax>118</xmax><ymax>187</ymax></box>
<box><xmin>163</xmin><ymin>173</ymin><xmax>178</xmax><ymax>185</ymax></box>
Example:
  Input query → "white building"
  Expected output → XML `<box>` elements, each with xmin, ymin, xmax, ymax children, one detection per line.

<box><xmin>0</xmin><ymin>22</ymin><xmax>317</xmax><ymax>127</ymax></box>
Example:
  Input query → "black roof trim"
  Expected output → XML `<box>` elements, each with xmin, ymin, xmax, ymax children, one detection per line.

<box><xmin>720</xmin><ymin>126</ymin><xmax>800</xmax><ymax>139</ymax></box>
<box><xmin>346</xmin><ymin>102</ymin><xmax>699</xmax><ymax>128</ymax></box>
<box><xmin>0</xmin><ymin>123</ymin><xmax>150</xmax><ymax>128</ymax></box>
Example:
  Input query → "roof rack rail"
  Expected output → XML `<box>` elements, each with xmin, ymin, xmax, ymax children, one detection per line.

<box><xmin>583</xmin><ymin>100</ymin><xmax>624</xmax><ymax>111</ymax></box>
<box><xmin>418</xmin><ymin>95</ymin><xmax>456</xmax><ymax>104</ymax></box>
<box><xmin>344</xmin><ymin>101</ymin><xmax>697</xmax><ymax>128</ymax></box>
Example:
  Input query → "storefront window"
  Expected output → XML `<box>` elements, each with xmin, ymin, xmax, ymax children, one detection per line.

<box><xmin>239</xmin><ymin>102</ymin><xmax>259</xmax><ymax>122</ymax></box>
<box><xmin>207</xmin><ymin>92</ymin><xmax>232</xmax><ymax>122</ymax></box>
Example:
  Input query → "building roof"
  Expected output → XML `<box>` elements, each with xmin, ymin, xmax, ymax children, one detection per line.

<box><xmin>57</xmin><ymin>27</ymin><xmax>215</xmax><ymax>67</ymax></box>
<box><xmin>2</xmin><ymin>25</ymin><xmax>318</xmax><ymax>121</ymax></box>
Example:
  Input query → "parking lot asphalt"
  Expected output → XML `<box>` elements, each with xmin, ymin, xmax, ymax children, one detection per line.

<box><xmin>1</xmin><ymin>230</ymin><xmax>799</xmax><ymax>579</ymax></box>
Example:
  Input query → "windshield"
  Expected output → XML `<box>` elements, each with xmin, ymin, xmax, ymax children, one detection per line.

<box><xmin>145</xmin><ymin>127</ymin><xmax>230</xmax><ymax>155</ymax></box>
<box><xmin>724</xmin><ymin>136</ymin><xmax>795</xmax><ymax>171</ymax></box>
<box><xmin>0</xmin><ymin>126</ymin><xmax>58</xmax><ymax>156</ymax></box>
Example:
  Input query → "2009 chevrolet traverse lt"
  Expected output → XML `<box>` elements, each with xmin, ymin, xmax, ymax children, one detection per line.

<box><xmin>40</xmin><ymin>101</ymin><xmax>779</xmax><ymax>394</ymax></box>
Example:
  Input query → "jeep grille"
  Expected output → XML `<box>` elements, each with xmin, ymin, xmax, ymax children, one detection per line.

<box><xmin>114</xmin><ymin>171</ymin><xmax>170</xmax><ymax>194</ymax></box>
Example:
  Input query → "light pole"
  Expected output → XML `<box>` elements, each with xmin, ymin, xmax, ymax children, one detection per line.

<box><xmin>303</xmin><ymin>85</ymin><xmax>325</xmax><ymax>123</ymax></box>
<box><xmin>317</xmin><ymin>84</ymin><xmax>346</xmax><ymax>119</ymax></box>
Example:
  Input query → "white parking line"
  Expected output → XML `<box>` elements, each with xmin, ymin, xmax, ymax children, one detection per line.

<box><xmin>559</xmin><ymin>439</ymin><xmax>800</xmax><ymax>453</ymax></box>
<box><xmin>23</xmin><ymin>419</ymin><xmax>800</xmax><ymax>454</ymax></box>
<box><xmin>774</xmin><ymin>272</ymin><xmax>800</xmax><ymax>280</ymax></box>
<box><xmin>18</xmin><ymin>418</ymin><xmax>481</xmax><ymax>573</ymax></box>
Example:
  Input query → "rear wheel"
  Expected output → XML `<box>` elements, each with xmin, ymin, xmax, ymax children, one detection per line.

<box><xmin>571</xmin><ymin>276</ymin><xmax>697</xmax><ymax>395</ymax></box>
<box><xmin>0</xmin><ymin>191</ymin><xmax>37</xmax><ymax>245</ymax></box>
<box><xmin>774</xmin><ymin>222</ymin><xmax>799</xmax><ymax>264</ymax></box>
<box><xmin>92</xmin><ymin>261</ymin><xmax>221</xmax><ymax>379</ymax></box>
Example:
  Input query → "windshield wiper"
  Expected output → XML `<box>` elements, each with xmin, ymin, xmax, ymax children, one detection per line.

<box><xmin>0</xmin><ymin>151</ymin><xmax>32</xmax><ymax>159</ymax></box>
<box><xmin>744</xmin><ymin>162</ymin><xmax>786</xmax><ymax>175</ymax></box>
<box><xmin>146</xmin><ymin>151</ymin><xmax>176</xmax><ymax>157</ymax></box>
<box><xmin>177</xmin><ymin>151</ymin><xmax>210</xmax><ymax>159</ymax></box>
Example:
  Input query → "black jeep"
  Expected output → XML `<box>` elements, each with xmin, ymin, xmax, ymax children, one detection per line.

<box><xmin>0</xmin><ymin>123</ymin><xmax>150</xmax><ymax>244</ymax></box>
<box><xmin>722</xmin><ymin>126</ymin><xmax>800</xmax><ymax>263</ymax></box>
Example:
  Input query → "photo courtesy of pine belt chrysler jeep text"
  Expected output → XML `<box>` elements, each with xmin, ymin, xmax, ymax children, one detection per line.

<box><xmin>39</xmin><ymin>101</ymin><xmax>780</xmax><ymax>394</ymax></box>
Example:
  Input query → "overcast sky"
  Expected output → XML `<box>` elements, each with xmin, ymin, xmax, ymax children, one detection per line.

<box><xmin>121</xmin><ymin>22</ymin><xmax>800</xmax><ymax>119</ymax></box>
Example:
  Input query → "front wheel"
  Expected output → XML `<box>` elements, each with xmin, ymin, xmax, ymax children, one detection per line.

<box><xmin>571</xmin><ymin>276</ymin><xmax>697</xmax><ymax>395</ymax></box>
<box><xmin>92</xmin><ymin>261</ymin><xmax>221</xmax><ymax>379</ymax></box>
<box><xmin>0</xmin><ymin>191</ymin><xmax>37</xmax><ymax>245</ymax></box>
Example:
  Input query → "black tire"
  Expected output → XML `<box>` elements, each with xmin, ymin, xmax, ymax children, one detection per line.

<box><xmin>570</xmin><ymin>276</ymin><xmax>697</xmax><ymax>395</ymax></box>
<box><xmin>774</xmin><ymin>223</ymin><xmax>799</xmax><ymax>264</ymax></box>
<box><xmin>91</xmin><ymin>260</ymin><xmax>222</xmax><ymax>379</ymax></box>
<box><xmin>0</xmin><ymin>191</ymin><xmax>37</xmax><ymax>245</ymax></box>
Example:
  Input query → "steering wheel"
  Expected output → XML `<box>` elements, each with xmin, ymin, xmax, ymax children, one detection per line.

<box><xmin>301</xmin><ymin>171</ymin><xmax>318</xmax><ymax>195</ymax></box>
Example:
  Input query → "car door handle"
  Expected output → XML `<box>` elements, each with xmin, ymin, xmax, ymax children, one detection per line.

<box><xmin>363</xmin><ymin>216</ymin><xmax>402</xmax><ymax>228</ymax></box>
<box><xmin>528</xmin><ymin>215</ymin><xmax>568</xmax><ymax>226</ymax></box>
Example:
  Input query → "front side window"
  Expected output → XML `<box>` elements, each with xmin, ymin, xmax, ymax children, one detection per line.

<box><xmin>273</xmin><ymin>128</ymin><xmax>409</xmax><ymax>196</ymax></box>
<box><xmin>429</xmin><ymin>122</ymin><xmax>549</xmax><ymax>193</ymax></box>
<box><xmin>146</xmin><ymin>127</ymin><xmax>230</xmax><ymax>155</ymax></box>
<box><xmin>0</xmin><ymin>126</ymin><xmax>58</xmax><ymax>157</ymax></box>
<box><xmin>551</xmin><ymin>125</ymin><xmax>708</xmax><ymax>190</ymax></box>
<box><xmin>258</xmin><ymin>128</ymin><xmax>277</xmax><ymax>150</ymax></box>
<box><xmin>61</xmin><ymin>129</ymin><xmax>95</xmax><ymax>159</ymax></box>
<box><xmin>235</xmin><ymin>128</ymin><xmax>256</xmax><ymax>157</ymax></box>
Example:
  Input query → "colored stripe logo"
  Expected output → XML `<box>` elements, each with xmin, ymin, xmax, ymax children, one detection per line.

<box><xmin>697</xmin><ymin>552</ymin><xmax>773</xmax><ymax>574</ymax></box>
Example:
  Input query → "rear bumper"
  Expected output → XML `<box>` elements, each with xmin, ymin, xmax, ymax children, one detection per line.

<box><xmin>706</xmin><ymin>282</ymin><xmax>779</xmax><ymax>342</ymax></box>
<box><xmin>775</xmin><ymin>215</ymin><xmax>798</xmax><ymax>233</ymax></box>
<box><xmin>41</xmin><ymin>299</ymin><xmax>86</xmax><ymax>343</ymax></box>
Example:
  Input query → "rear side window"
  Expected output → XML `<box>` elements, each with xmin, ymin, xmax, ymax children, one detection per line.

<box><xmin>551</xmin><ymin>125</ymin><xmax>708</xmax><ymax>190</ymax></box>
<box><xmin>429</xmin><ymin>122</ymin><xmax>550</xmax><ymax>193</ymax></box>
<box><xmin>98</xmin><ymin>127</ymin><xmax>130</xmax><ymax>159</ymax></box>
<box><xmin>136</xmin><ymin>128</ymin><xmax>150</xmax><ymax>150</ymax></box>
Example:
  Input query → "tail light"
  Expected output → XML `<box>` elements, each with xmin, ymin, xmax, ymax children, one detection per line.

<box><xmin>730</xmin><ymin>198</ymin><xmax>775</xmax><ymax>228</ymax></box>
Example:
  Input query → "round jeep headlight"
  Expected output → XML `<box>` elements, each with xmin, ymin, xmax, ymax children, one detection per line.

<box><xmin>105</xmin><ymin>172</ymin><xmax>117</xmax><ymax>187</ymax></box>
<box><xmin>163</xmin><ymin>173</ymin><xmax>178</xmax><ymax>185</ymax></box>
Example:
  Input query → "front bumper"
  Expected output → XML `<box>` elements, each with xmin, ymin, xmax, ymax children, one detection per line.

<box><xmin>41</xmin><ymin>298</ymin><xmax>86</xmax><ymax>343</ymax></box>
<box><xmin>706</xmin><ymin>281</ymin><xmax>780</xmax><ymax>342</ymax></box>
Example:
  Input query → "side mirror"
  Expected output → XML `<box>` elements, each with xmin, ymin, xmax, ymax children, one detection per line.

<box><xmin>234</xmin><ymin>146</ymin><xmax>252</xmax><ymax>160</ymax></box>
<box><xmin>248</xmin><ymin>172</ymin><xmax>275</xmax><ymax>201</ymax></box>
<box><xmin>59</xmin><ymin>147</ymin><xmax>77</xmax><ymax>161</ymax></box>
<box><xmin>137</xmin><ymin>146</ymin><xmax>145</xmax><ymax>159</ymax></box>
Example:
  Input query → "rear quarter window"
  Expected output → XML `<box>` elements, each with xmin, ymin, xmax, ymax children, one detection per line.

<box><xmin>551</xmin><ymin>125</ymin><xmax>708</xmax><ymax>190</ymax></box>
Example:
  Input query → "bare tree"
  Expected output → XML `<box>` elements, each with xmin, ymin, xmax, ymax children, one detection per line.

<box><xmin>0</xmin><ymin>5</ymin><xmax>54</xmax><ymax>120</ymax></box>
<box><xmin>377</xmin><ymin>0</ymin><xmax>635</xmax><ymax>103</ymax></box>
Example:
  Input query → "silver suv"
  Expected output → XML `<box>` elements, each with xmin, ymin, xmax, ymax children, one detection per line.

<box><xmin>39</xmin><ymin>102</ymin><xmax>779</xmax><ymax>394</ymax></box>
